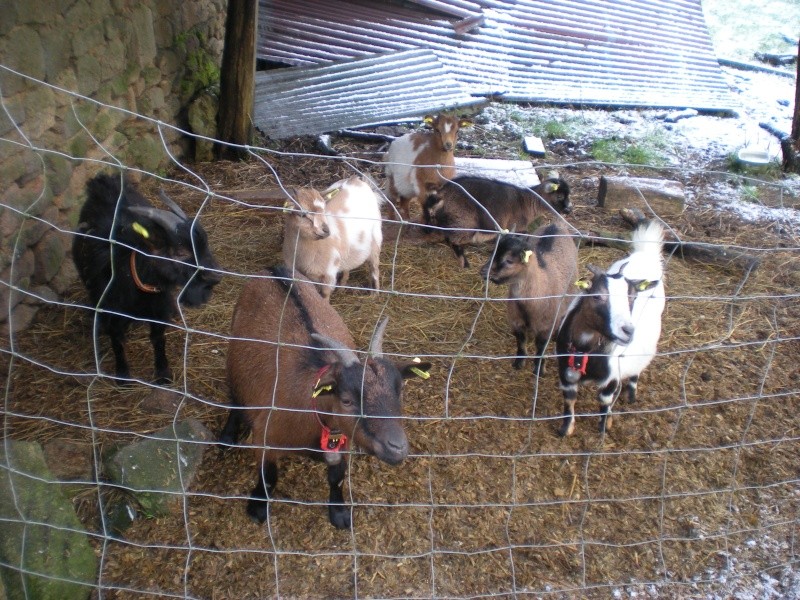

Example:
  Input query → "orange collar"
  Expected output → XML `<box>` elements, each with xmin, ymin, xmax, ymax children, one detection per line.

<box><xmin>129</xmin><ymin>252</ymin><xmax>160</xmax><ymax>294</ymax></box>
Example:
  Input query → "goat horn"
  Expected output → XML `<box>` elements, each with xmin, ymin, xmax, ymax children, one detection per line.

<box><xmin>587</xmin><ymin>264</ymin><xmax>604</xmax><ymax>276</ymax></box>
<box><xmin>368</xmin><ymin>316</ymin><xmax>389</xmax><ymax>357</ymax></box>
<box><xmin>127</xmin><ymin>206</ymin><xmax>184</xmax><ymax>234</ymax></box>
<box><xmin>158</xmin><ymin>189</ymin><xmax>188</xmax><ymax>220</ymax></box>
<box><xmin>310</xmin><ymin>333</ymin><xmax>359</xmax><ymax>367</ymax></box>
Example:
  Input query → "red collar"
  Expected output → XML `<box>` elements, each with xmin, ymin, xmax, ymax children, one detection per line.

<box><xmin>567</xmin><ymin>345</ymin><xmax>589</xmax><ymax>376</ymax></box>
<box><xmin>311</xmin><ymin>365</ymin><xmax>348</xmax><ymax>452</ymax></box>
<box><xmin>130</xmin><ymin>252</ymin><xmax>160</xmax><ymax>294</ymax></box>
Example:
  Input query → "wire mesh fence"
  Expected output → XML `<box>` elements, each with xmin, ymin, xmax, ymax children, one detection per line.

<box><xmin>1</xmin><ymin>68</ymin><xmax>799</xmax><ymax>600</ymax></box>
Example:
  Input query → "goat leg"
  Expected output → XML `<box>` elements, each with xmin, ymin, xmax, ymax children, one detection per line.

<box><xmin>218</xmin><ymin>408</ymin><xmax>244</xmax><ymax>447</ymax></box>
<box><xmin>446</xmin><ymin>239</ymin><xmax>469</xmax><ymax>268</ymax></box>
<box><xmin>247</xmin><ymin>460</ymin><xmax>278</xmax><ymax>524</ymax></box>
<box><xmin>558</xmin><ymin>389</ymin><xmax>577</xmax><ymax>437</ymax></box>
<box><xmin>626</xmin><ymin>375</ymin><xmax>639</xmax><ymax>404</ymax></box>
<box><xmin>532</xmin><ymin>335</ymin><xmax>548</xmax><ymax>376</ymax></box>
<box><xmin>512</xmin><ymin>330</ymin><xmax>527</xmax><ymax>370</ymax></box>
<box><xmin>107</xmin><ymin>319</ymin><xmax>132</xmax><ymax>382</ymax></box>
<box><xmin>326</xmin><ymin>460</ymin><xmax>351</xmax><ymax>529</ymax></box>
<box><xmin>597</xmin><ymin>381</ymin><xmax>618</xmax><ymax>433</ymax></box>
<box><xmin>149</xmin><ymin>322</ymin><xmax>172</xmax><ymax>384</ymax></box>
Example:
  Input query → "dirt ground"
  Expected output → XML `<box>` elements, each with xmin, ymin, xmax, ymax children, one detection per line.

<box><xmin>5</xmin><ymin>63</ymin><xmax>800</xmax><ymax>599</ymax></box>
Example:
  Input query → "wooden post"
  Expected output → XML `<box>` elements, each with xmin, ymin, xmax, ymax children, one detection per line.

<box><xmin>784</xmin><ymin>38</ymin><xmax>800</xmax><ymax>173</ymax></box>
<box><xmin>216</xmin><ymin>0</ymin><xmax>258</xmax><ymax>160</ymax></box>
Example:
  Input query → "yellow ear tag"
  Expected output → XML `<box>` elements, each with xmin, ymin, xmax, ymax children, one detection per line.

<box><xmin>636</xmin><ymin>280</ymin><xmax>652</xmax><ymax>292</ymax></box>
<box><xmin>575</xmin><ymin>278</ymin><xmax>591</xmax><ymax>290</ymax></box>
<box><xmin>132</xmin><ymin>222</ymin><xmax>149</xmax><ymax>239</ymax></box>
<box><xmin>409</xmin><ymin>366</ymin><xmax>430</xmax><ymax>380</ymax></box>
<box><xmin>522</xmin><ymin>250</ymin><xmax>533</xmax><ymax>264</ymax></box>
<box><xmin>324</xmin><ymin>188</ymin><xmax>339</xmax><ymax>200</ymax></box>
<box><xmin>312</xmin><ymin>383</ymin><xmax>333</xmax><ymax>398</ymax></box>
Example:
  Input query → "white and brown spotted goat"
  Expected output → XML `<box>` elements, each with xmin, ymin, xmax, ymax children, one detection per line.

<box><xmin>282</xmin><ymin>176</ymin><xmax>383</xmax><ymax>300</ymax></box>
<box><xmin>383</xmin><ymin>113</ymin><xmax>472</xmax><ymax>221</ymax></box>
<box><xmin>555</xmin><ymin>221</ymin><xmax>666</xmax><ymax>436</ymax></box>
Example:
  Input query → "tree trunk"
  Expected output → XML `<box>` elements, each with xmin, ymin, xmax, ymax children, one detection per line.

<box><xmin>216</xmin><ymin>0</ymin><xmax>258</xmax><ymax>160</ymax></box>
<box><xmin>784</xmin><ymin>38</ymin><xmax>800</xmax><ymax>173</ymax></box>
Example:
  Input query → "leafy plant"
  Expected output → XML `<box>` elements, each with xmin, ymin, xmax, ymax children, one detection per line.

<box><xmin>590</xmin><ymin>129</ymin><xmax>673</xmax><ymax>167</ymax></box>
<box><xmin>740</xmin><ymin>185</ymin><xmax>760</xmax><ymax>203</ymax></box>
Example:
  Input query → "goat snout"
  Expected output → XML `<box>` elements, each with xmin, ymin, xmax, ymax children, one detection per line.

<box><xmin>374</xmin><ymin>430</ymin><xmax>409</xmax><ymax>465</ymax></box>
<box><xmin>316</xmin><ymin>223</ymin><xmax>331</xmax><ymax>239</ymax></box>
<box><xmin>561</xmin><ymin>203</ymin><xmax>573</xmax><ymax>215</ymax></box>
<box><xmin>616</xmin><ymin>323</ymin><xmax>634</xmax><ymax>345</ymax></box>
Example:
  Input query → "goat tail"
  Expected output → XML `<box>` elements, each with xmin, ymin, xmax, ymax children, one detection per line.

<box><xmin>631</xmin><ymin>220</ymin><xmax>664</xmax><ymax>255</ymax></box>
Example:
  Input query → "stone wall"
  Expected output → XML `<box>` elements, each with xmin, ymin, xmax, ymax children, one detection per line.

<box><xmin>0</xmin><ymin>0</ymin><xmax>227</xmax><ymax>338</ymax></box>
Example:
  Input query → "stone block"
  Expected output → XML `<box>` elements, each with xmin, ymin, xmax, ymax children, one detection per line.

<box><xmin>0</xmin><ymin>440</ymin><xmax>98</xmax><ymax>600</ymax></box>
<box><xmin>33</xmin><ymin>229</ymin><xmax>67</xmax><ymax>284</ymax></box>
<box><xmin>103</xmin><ymin>419</ymin><xmax>212</xmax><ymax>517</ymax></box>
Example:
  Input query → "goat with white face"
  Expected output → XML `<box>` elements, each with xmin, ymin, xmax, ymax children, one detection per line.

<box><xmin>555</xmin><ymin>221</ymin><xmax>666</xmax><ymax>436</ymax></box>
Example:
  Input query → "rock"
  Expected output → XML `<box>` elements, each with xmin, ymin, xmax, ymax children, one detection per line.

<box><xmin>187</xmin><ymin>89</ymin><xmax>219</xmax><ymax>162</ymax></box>
<box><xmin>0</xmin><ymin>440</ymin><xmax>98</xmax><ymax>600</ymax></box>
<box><xmin>103</xmin><ymin>419</ymin><xmax>212</xmax><ymax>518</ymax></box>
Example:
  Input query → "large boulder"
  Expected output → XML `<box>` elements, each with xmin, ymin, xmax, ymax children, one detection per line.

<box><xmin>0</xmin><ymin>440</ymin><xmax>98</xmax><ymax>600</ymax></box>
<box><xmin>103</xmin><ymin>418</ymin><xmax>212</xmax><ymax>519</ymax></box>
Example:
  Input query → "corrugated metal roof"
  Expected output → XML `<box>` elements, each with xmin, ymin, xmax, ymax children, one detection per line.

<box><xmin>257</xmin><ymin>0</ymin><xmax>737</xmax><ymax>114</ymax></box>
<box><xmin>254</xmin><ymin>50</ymin><xmax>484</xmax><ymax>138</ymax></box>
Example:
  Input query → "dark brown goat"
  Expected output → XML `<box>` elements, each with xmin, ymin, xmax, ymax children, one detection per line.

<box><xmin>220</xmin><ymin>266</ymin><xmax>431</xmax><ymax>529</ymax></box>
<box><xmin>423</xmin><ymin>174</ymin><xmax>572</xmax><ymax>268</ymax></box>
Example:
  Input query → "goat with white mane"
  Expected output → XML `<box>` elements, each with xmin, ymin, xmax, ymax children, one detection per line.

<box><xmin>555</xmin><ymin>220</ymin><xmax>666</xmax><ymax>436</ymax></box>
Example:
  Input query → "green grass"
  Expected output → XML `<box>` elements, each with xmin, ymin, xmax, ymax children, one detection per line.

<box><xmin>590</xmin><ymin>128</ymin><xmax>675</xmax><ymax>167</ymax></box>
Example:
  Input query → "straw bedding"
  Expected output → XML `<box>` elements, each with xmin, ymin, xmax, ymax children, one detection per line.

<box><xmin>5</xmin><ymin>133</ymin><xmax>799</xmax><ymax>599</ymax></box>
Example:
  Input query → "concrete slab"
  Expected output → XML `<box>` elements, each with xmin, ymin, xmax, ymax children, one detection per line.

<box><xmin>454</xmin><ymin>157</ymin><xmax>540</xmax><ymax>187</ymax></box>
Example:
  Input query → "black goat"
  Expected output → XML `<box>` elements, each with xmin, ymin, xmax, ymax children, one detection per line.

<box><xmin>72</xmin><ymin>173</ymin><xmax>221</xmax><ymax>383</ymax></box>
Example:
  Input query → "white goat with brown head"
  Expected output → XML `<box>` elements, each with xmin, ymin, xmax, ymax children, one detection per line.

<box><xmin>383</xmin><ymin>113</ymin><xmax>472</xmax><ymax>221</ymax></box>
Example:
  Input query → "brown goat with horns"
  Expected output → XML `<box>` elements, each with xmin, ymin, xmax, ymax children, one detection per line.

<box><xmin>220</xmin><ymin>266</ymin><xmax>431</xmax><ymax>529</ymax></box>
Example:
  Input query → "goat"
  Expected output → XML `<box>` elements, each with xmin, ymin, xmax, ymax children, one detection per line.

<box><xmin>480</xmin><ymin>224</ymin><xmax>578</xmax><ymax>375</ymax></box>
<box><xmin>72</xmin><ymin>173</ymin><xmax>221</xmax><ymax>383</ymax></box>
<box><xmin>555</xmin><ymin>221</ymin><xmax>666</xmax><ymax>437</ymax></box>
<box><xmin>282</xmin><ymin>176</ymin><xmax>383</xmax><ymax>301</ymax></box>
<box><xmin>220</xmin><ymin>266</ymin><xmax>431</xmax><ymax>529</ymax></box>
<box><xmin>383</xmin><ymin>114</ymin><xmax>472</xmax><ymax>221</ymax></box>
<box><xmin>422</xmin><ymin>173</ymin><xmax>572</xmax><ymax>268</ymax></box>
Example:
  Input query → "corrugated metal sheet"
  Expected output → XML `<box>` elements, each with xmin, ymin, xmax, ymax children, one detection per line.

<box><xmin>254</xmin><ymin>50</ymin><xmax>484</xmax><ymax>138</ymax></box>
<box><xmin>257</xmin><ymin>0</ymin><xmax>736</xmax><ymax>114</ymax></box>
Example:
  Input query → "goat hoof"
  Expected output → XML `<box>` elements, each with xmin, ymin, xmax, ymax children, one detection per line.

<box><xmin>246</xmin><ymin>499</ymin><xmax>268</xmax><ymax>524</ymax></box>
<box><xmin>512</xmin><ymin>358</ymin><xmax>525</xmax><ymax>370</ymax></box>
<box><xmin>154</xmin><ymin>370</ymin><xmax>173</xmax><ymax>385</ymax></box>
<box><xmin>558</xmin><ymin>422</ymin><xmax>575</xmax><ymax>437</ymax></box>
<box><xmin>329</xmin><ymin>504</ymin><xmax>352</xmax><ymax>529</ymax></box>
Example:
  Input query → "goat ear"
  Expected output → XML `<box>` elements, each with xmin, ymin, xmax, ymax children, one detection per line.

<box><xmin>398</xmin><ymin>359</ymin><xmax>432</xmax><ymax>380</ymax></box>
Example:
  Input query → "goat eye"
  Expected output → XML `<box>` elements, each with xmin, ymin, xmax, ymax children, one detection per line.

<box><xmin>339</xmin><ymin>395</ymin><xmax>355</xmax><ymax>408</ymax></box>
